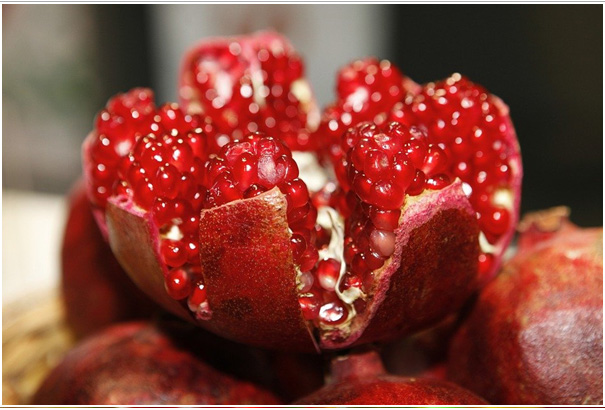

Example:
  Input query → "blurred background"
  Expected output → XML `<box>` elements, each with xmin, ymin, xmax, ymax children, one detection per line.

<box><xmin>3</xmin><ymin>4</ymin><xmax>603</xmax><ymax>226</ymax></box>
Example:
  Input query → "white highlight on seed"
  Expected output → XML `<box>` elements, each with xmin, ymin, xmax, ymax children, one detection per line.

<box><xmin>462</xmin><ymin>182</ymin><xmax>473</xmax><ymax>197</ymax></box>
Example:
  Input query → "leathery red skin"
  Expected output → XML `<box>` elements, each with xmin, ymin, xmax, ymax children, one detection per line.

<box><xmin>293</xmin><ymin>350</ymin><xmax>487</xmax><ymax>405</ymax></box>
<box><xmin>106</xmin><ymin>177</ymin><xmax>479</xmax><ymax>352</ymax></box>
<box><xmin>32</xmin><ymin>321</ymin><xmax>281</xmax><ymax>405</ymax></box>
<box><xmin>61</xmin><ymin>179</ymin><xmax>156</xmax><ymax>338</ymax></box>
<box><xmin>447</xmin><ymin>207</ymin><xmax>603</xmax><ymax>405</ymax></box>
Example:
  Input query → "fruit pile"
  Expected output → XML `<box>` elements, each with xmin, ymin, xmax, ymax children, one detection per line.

<box><xmin>36</xmin><ymin>31</ymin><xmax>601</xmax><ymax>405</ymax></box>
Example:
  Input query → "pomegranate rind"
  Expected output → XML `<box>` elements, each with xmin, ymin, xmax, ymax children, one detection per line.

<box><xmin>481</xmin><ymin>96</ymin><xmax>523</xmax><ymax>286</ymax></box>
<box><xmin>295</xmin><ymin>375</ymin><xmax>488</xmax><ymax>405</ymax></box>
<box><xmin>32</xmin><ymin>321</ymin><xmax>282</xmax><ymax>405</ymax></box>
<box><xmin>198</xmin><ymin>188</ymin><xmax>319</xmax><ymax>352</ymax></box>
<box><xmin>295</xmin><ymin>351</ymin><xmax>486</xmax><ymax>405</ymax></box>
<box><xmin>62</xmin><ymin>179</ymin><xmax>156</xmax><ymax>337</ymax></box>
<box><xmin>82</xmin><ymin>131</ymin><xmax>111</xmax><ymax>239</ymax></box>
<box><xmin>321</xmin><ymin>179</ymin><xmax>480</xmax><ymax>349</ymax></box>
<box><xmin>105</xmin><ymin>196</ymin><xmax>192</xmax><ymax>322</ymax></box>
<box><xmin>448</xmin><ymin>214</ymin><xmax>603</xmax><ymax>404</ymax></box>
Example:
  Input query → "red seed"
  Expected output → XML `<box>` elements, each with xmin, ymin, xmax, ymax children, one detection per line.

<box><xmin>481</xmin><ymin>207</ymin><xmax>510</xmax><ymax>237</ymax></box>
<box><xmin>161</xmin><ymin>240</ymin><xmax>189</xmax><ymax>268</ymax></box>
<box><xmin>316</xmin><ymin>258</ymin><xmax>341</xmax><ymax>291</ymax></box>
<box><xmin>318</xmin><ymin>300</ymin><xmax>348</xmax><ymax>325</ymax></box>
<box><xmin>299</xmin><ymin>292</ymin><xmax>322</xmax><ymax>320</ymax></box>
<box><xmin>369</xmin><ymin>208</ymin><xmax>401</xmax><ymax>230</ymax></box>
<box><xmin>281</xmin><ymin>178</ymin><xmax>309</xmax><ymax>209</ymax></box>
<box><xmin>164</xmin><ymin>267</ymin><xmax>191</xmax><ymax>300</ymax></box>
<box><xmin>369</xmin><ymin>180</ymin><xmax>405</xmax><ymax>209</ymax></box>
<box><xmin>187</xmin><ymin>281</ymin><xmax>208</xmax><ymax>311</ymax></box>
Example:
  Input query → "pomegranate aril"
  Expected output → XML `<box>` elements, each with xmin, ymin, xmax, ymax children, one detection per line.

<box><xmin>406</xmin><ymin>170</ymin><xmax>426</xmax><ymax>196</ymax></box>
<box><xmin>477</xmin><ymin>252</ymin><xmax>494</xmax><ymax>278</ymax></box>
<box><xmin>425</xmin><ymin>174</ymin><xmax>452</xmax><ymax>190</ymax></box>
<box><xmin>369</xmin><ymin>208</ymin><xmax>400</xmax><ymax>231</ymax></box>
<box><xmin>232</xmin><ymin>152</ymin><xmax>258</xmax><ymax>190</ymax></box>
<box><xmin>364</xmin><ymin>150</ymin><xmax>390</xmax><ymax>181</ymax></box>
<box><xmin>369</xmin><ymin>180</ymin><xmax>405</xmax><ymax>209</ymax></box>
<box><xmin>318</xmin><ymin>300</ymin><xmax>348</xmax><ymax>325</ymax></box>
<box><xmin>281</xmin><ymin>178</ymin><xmax>309</xmax><ymax>209</ymax></box>
<box><xmin>370</xmin><ymin>229</ymin><xmax>396</xmax><ymax>257</ymax></box>
<box><xmin>299</xmin><ymin>291</ymin><xmax>322</xmax><ymax>320</ymax></box>
<box><xmin>165</xmin><ymin>267</ymin><xmax>191</xmax><ymax>300</ymax></box>
<box><xmin>392</xmin><ymin>153</ymin><xmax>415</xmax><ymax>191</ymax></box>
<box><xmin>299</xmin><ymin>247</ymin><xmax>319</xmax><ymax>272</ymax></box>
<box><xmin>299</xmin><ymin>271</ymin><xmax>314</xmax><ymax>293</ymax></box>
<box><xmin>161</xmin><ymin>240</ymin><xmax>189</xmax><ymax>268</ymax></box>
<box><xmin>155</xmin><ymin>165</ymin><xmax>181</xmax><ymax>199</ymax></box>
<box><xmin>422</xmin><ymin>145</ymin><xmax>449</xmax><ymax>176</ymax></box>
<box><xmin>243</xmin><ymin>184</ymin><xmax>266</xmax><ymax>198</ymax></box>
<box><xmin>480</xmin><ymin>207</ymin><xmax>511</xmax><ymax>237</ymax></box>
<box><xmin>133</xmin><ymin>179</ymin><xmax>156</xmax><ymax>209</ymax></box>
<box><xmin>352</xmin><ymin>253</ymin><xmax>370</xmax><ymax>276</ymax></box>
<box><xmin>363</xmin><ymin>250</ymin><xmax>385</xmax><ymax>270</ymax></box>
<box><xmin>187</xmin><ymin>281</ymin><xmax>207</xmax><ymax>311</ymax></box>
<box><xmin>315</xmin><ymin>225</ymin><xmax>331</xmax><ymax>249</ymax></box>
<box><xmin>287</xmin><ymin>203</ymin><xmax>311</xmax><ymax>225</ymax></box>
<box><xmin>404</xmin><ymin>138</ymin><xmax>428</xmax><ymax>169</ymax></box>
<box><xmin>290</xmin><ymin>233</ymin><xmax>307</xmax><ymax>261</ymax></box>
<box><xmin>316</xmin><ymin>258</ymin><xmax>341</xmax><ymax>292</ymax></box>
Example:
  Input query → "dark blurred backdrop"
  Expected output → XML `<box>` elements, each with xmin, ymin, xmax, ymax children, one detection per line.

<box><xmin>3</xmin><ymin>4</ymin><xmax>602</xmax><ymax>226</ymax></box>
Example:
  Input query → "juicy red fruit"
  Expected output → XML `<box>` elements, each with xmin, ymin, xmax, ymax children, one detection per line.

<box><xmin>389</xmin><ymin>73</ymin><xmax>521</xmax><ymax>282</ymax></box>
<box><xmin>84</xmin><ymin>88</ymin><xmax>219</xmax><ymax>211</ymax></box>
<box><xmin>92</xmin><ymin>34</ymin><xmax>517</xmax><ymax>352</ymax></box>
<box><xmin>331</xmin><ymin>122</ymin><xmax>453</xmax><ymax>299</ymax></box>
<box><xmin>317</xmin><ymin>58</ymin><xmax>417</xmax><ymax>183</ymax></box>
<box><xmin>179</xmin><ymin>31</ymin><xmax>319</xmax><ymax>151</ymax></box>
<box><xmin>203</xmin><ymin>133</ymin><xmax>319</xmax><ymax>272</ymax></box>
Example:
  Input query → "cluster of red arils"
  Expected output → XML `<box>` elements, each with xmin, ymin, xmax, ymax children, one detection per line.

<box><xmin>57</xmin><ymin>30</ymin><xmax>586</xmax><ymax>407</ymax></box>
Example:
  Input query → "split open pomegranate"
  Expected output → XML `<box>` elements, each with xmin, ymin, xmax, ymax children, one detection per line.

<box><xmin>82</xmin><ymin>33</ymin><xmax>522</xmax><ymax>352</ymax></box>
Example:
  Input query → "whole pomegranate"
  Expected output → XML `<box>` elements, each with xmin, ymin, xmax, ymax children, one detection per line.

<box><xmin>81</xmin><ymin>33</ymin><xmax>522</xmax><ymax>352</ymax></box>
<box><xmin>61</xmin><ymin>179</ymin><xmax>156</xmax><ymax>337</ymax></box>
<box><xmin>447</xmin><ymin>207</ymin><xmax>603</xmax><ymax>404</ymax></box>
<box><xmin>294</xmin><ymin>350</ymin><xmax>487</xmax><ymax>405</ymax></box>
<box><xmin>32</xmin><ymin>321</ymin><xmax>281</xmax><ymax>405</ymax></box>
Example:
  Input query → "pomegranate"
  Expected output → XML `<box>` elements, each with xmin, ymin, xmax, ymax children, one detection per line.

<box><xmin>294</xmin><ymin>350</ymin><xmax>487</xmax><ymax>404</ymax></box>
<box><xmin>447</xmin><ymin>207</ymin><xmax>603</xmax><ymax>404</ymax></box>
<box><xmin>61</xmin><ymin>179</ymin><xmax>156</xmax><ymax>337</ymax></box>
<box><xmin>82</xmin><ymin>34</ymin><xmax>521</xmax><ymax>352</ymax></box>
<box><xmin>32</xmin><ymin>321</ymin><xmax>281</xmax><ymax>405</ymax></box>
<box><xmin>318</xmin><ymin>60</ymin><xmax>522</xmax><ymax>285</ymax></box>
<box><xmin>179</xmin><ymin>30</ymin><xmax>320</xmax><ymax>151</ymax></box>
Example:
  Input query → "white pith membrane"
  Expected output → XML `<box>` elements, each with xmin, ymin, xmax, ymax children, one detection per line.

<box><xmin>293</xmin><ymin>179</ymin><xmax>477</xmax><ymax>348</ymax></box>
<box><xmin>293</xmin><ymin>204</ymin><xmax>360</xmax><ymax>342</ymax></box>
